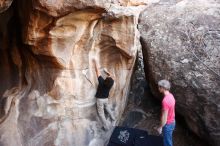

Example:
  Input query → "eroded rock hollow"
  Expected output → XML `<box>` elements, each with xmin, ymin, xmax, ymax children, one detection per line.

<box><xmin>0</xmin><ymin>0</ymin><xmax>146</xmax><ymax>145</ymax></box>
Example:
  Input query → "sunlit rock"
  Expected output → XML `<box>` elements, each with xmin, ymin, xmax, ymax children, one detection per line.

<box><xmin>0</xmin><ymin>0</ymin><xmax>145</xmax><ymax>145</ymax></box>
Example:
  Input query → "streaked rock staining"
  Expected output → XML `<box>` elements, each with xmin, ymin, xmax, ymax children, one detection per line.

<box><xmin>0</xmin><ymin>0</ymin><xmax>145</xmax><ymax>145</ymax></box>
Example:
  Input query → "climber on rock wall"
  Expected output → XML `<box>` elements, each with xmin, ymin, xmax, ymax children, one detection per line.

<box><xmin>157</xmin><ymin>79</ymin><xmax>176</xmax><ymax>146</ymax></box>
<box><xmin>93</xmin><ymin>59</ymin><xmax>116</xmax><ymax>130</ymax></box>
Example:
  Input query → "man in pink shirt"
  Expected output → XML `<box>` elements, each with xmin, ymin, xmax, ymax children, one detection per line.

<box><xmin>157</xmin><ymin>79</ymin><xmax>176</xmax><ymax>146</ymax></box>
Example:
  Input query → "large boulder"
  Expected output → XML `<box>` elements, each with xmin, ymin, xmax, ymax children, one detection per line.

<box><xmin>0</xmin><ymin>0</ymin><xmax>146</xmax><ymax>145</ymax></box>
<box><xmin>139</xmin><ymin>0</ymin><xmax>220</xmax><ymax>145</ymax></box>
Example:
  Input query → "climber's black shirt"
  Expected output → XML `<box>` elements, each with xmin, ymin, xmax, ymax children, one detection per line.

<box><xmin>95</xmin><ymin>76</ymin><xmax>114</xmax><ymax>99</ymax></box>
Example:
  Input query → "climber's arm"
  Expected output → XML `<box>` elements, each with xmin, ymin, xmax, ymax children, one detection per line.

<box><xmin>93</xmin><ymin>60</ymin><xmax>101</xmax><ymax>78</ymax></box>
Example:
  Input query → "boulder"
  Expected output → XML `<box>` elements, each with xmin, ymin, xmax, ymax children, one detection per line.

<box><xmin>139</xmin><ymin>0</ymin><xmax>220</xmax><ymax>145</ymax></box>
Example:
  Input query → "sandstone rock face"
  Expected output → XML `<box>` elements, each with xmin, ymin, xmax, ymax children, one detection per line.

<box><xmin>0</xmin><ymin>0</ymin><xmax>146</xmax><ymax>146</ymax></box>
<box><xmin>0</xmin><ymin>0</ymin><xmax>12</xmax><ymax>13</ymax></box>
<box><xmin>139</xmin><ymin>0</ymin><xmax>220</xmax><ymax>145</ymax></box>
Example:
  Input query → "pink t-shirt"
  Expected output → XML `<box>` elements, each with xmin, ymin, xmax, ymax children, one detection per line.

<box><xmin>162</xmin><ymin>93</ymin><xmax>175</xmax><ymax>124</ymax></box>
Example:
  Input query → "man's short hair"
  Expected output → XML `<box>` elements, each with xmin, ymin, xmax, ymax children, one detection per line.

<box><xmin>158</xmin><ymin>79</ymin><xmax>171</xmax><ymax>90</ymax></box>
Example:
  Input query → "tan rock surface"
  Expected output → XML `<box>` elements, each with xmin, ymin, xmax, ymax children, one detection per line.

<box><xmin>0</xmin><ymin>0</ymin><xmax>145</xmax><ymax>145</ymax></box>
<box><xmin>0</xmin><ymin>0</ymin><xmax>12</xmax><ymax>13</ymax></box>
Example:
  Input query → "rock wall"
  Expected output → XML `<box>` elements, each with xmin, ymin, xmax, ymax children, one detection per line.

<box><xmin>0</xmin><ymin>0</ymin><xmax>13</xmax><ymax>13</ymax></box>
<box><xmin>139</xmin><ymin>0</ymin><xmax>220</xmax><ymax>145</ymax></box>
<box><xmin>0</xmin><ymin>0</ymin><xmax>146</xmax><ymax>145</ymax></box>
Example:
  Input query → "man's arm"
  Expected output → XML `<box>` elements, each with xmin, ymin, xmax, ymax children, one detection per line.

<box><xmin>157</xmin><ymin>109</ymin><xmax>168</xmax><ymax>134</ymax></box>
<box><xmin>103</xmin><ymin>68</ymin><xmax>111</xmax><ymax>77</ymax></box>
<box><xmin>93</xmin><ymin>60</ymin><xmax>101</xmax><ymax>78</ymax></box>
<box><xmin>160</xmin><ymin>109</ymin><xmax>168</xmax><ymax>127</ymax></box>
